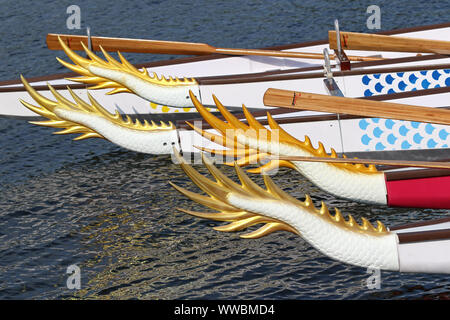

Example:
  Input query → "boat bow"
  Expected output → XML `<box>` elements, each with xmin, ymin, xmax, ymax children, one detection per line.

<box><xmin>56</xmin><ymin>36</ymin><xmax>201</xmax><ymax>108</ymax></box>
<box><xmin>19</xmin><ymin>76</ymin><xmax>179</xmax><ymax>154</ymax></box>
<box><xmin>188</xmin><ymin>91</ymin><xmax>388</xmax><ymax>205</ymax></box>
<box><xmin>170</xmin><ymin>150</ymin><xmax>400</xmax><ymax>271</ymax></box>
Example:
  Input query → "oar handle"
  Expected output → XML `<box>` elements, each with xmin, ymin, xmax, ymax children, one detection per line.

<box><xmin>215</xmin><ymin>48</ymin><xmax>381</xmax><ymax>61</ymax></box>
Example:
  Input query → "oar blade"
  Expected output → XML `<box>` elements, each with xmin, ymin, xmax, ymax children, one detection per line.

<box><xmin>263</xmin><ymin>88</ymin><xmax>450</xmax><ymax>126</ymax></box>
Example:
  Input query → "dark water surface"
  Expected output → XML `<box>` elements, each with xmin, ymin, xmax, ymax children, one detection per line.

<box><xmin>0</xmin><ymin>0</ymin><xmax>449</xmax><ymax>299</ymax></box>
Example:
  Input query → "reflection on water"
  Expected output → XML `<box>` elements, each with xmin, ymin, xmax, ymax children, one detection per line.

<box><xmin>1</xmin><ymin>148</ymin><xmax>449</xmax><ymax>299</ymax></box>
<box><xmin>0</xmin><ymin>146</ymin><xmax>449</xmax><ymax>299</ymax></box>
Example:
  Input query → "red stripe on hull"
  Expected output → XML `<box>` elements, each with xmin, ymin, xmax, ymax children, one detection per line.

<box><xmin>386</xmin><ymin>175</ymin><xmax>450</xmax><ymax>209</ymax></box>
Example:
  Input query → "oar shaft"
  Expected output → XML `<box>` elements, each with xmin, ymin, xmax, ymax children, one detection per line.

<box><xmin>263</xmin><ymin>88</ymin><xmax>450</xmax><ymax>126</ymax></box>
<box><xmin>47</xmin><ymin>34</ymin><xmax>382</xmax><ymax>61</ymax></box>
<box><xmin>214</xmin><ymin>48</ymin><xmax>379</xmax><ymax>61</ymax></box>
<box><xmin>274</xmin><ymin>156</ymin><xmax>450</xmax><ymax>170</ymax></box>
<box><xmin>329</xmin><ymin>31</ymin><xmax>450</xmax><ymax>54</ymax></box>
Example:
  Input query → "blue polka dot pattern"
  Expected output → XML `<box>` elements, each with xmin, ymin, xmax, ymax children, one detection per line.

<box><xmin>362</xmin><ymin>69</ymin><xmax>450</xmax><ymax>96</ymax></box>
<box><xmin>358</xmin><ymin>119</ymin><xmax>449</xmax><ymax>150</ymax></box>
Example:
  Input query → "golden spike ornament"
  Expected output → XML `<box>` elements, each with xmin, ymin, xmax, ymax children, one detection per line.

<box><xmin>186</xmin><ymin>90</ymin><xmax>378</xmax><ymax>175</ymax></box>
<box><xmin>170</xmin><ymin>150</ymin><xmax>299</xmax><ymax>239</ymax></box>
<box><xmin>170</xmin><ymin>149</ymin><xmax>388</xmax><ymax>238</ymax></box>
<box><xmin>57</xmin><ymin>36</ymin><xmax>198</xmax><ymax>93</ymax></box>
<box><xmin>19</xmin><ymin>75</ymin><xmax>175</xmax><ymax>141</ymax></box>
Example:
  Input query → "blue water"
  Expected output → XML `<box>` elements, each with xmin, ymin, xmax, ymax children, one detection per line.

<box><xmin>0</xmin><ymin>0</ymin><xmax>449</xmax><ymax>299</ymax></box>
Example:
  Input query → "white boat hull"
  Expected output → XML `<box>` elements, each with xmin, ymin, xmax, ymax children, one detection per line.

<box><xmin>2</xmin><ymin>23</ymin><xmax>450</xmax><ymax>117</ymax></box>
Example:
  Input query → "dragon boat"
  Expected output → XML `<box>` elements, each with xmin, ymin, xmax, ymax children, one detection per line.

<box><xmin>6</xmin><ymin>20</ymin><xmax>450</xmax><ymax>211</ymax></box>
<box><xmin>14</xmin><ymin>79</ymin><xmax>450</xmax><ymax>274</ymax></box>
<box><xmin>18</xmin><ymin>78</ymin><xmax>450</xmax><ymax>209</ymax></box>
<box><xmin>2</xmin><ymin>22</ymin><xmax>449</xmax><ymax>167</ymax></box>
<box><xmin>7</xmin><ymin>21</ymin><xmax>450</xmax><ymax>275</ymax></box>
<box><xmin>10</xmin><ymin>49</ymin><xmax>450</xmax><ymax>162</ymax></box>
<box><xmin>169</xmin><ymin>150</ymin><xmax>450</xmax><ymax>274</ymax></box>
<box><xmin>1</xmin><ymin>21</ymin><xmax>449</xmax><ymax>119</ymax></box>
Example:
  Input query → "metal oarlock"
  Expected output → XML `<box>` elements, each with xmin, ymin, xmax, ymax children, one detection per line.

<box><xmin>323</xmin><ymin>48</ymin><xmax>332</xmax><ymax>79</ymax></box>
<box><xmin>322</xmin><ymin>48</ymin><xmax>343</xmax><ymax>97</ymax></box>
<box><xmin>333</xmin><ymin>19</ymin><xmax>351</xmax><ymax>71</ymax></box>
<box><xmin>86</xmin><ymin>26</ymin><xmax>92</xmax><ymax>51</ymax></box>
<box><xmin>334</xmin><ymin>19</ymin><xmax>342</xmax><ymax>56</ymax></box>
<box><xmin>322</xmin><ymin>47</ymin><xmax>345</xmax><ymax>153</ymax></box>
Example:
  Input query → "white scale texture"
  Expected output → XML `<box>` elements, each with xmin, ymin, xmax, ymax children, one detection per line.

<box><xmin>56</xmin><ymin>108</ymin><xmax>180</xmax><ymax>154</ymax></box>
<box><xmin>238</xmin><ymin>135</ymin><xmax>388</xmax><ymax>205</ymax></box>
<box><xmin>89</xmin><ymin>65</ymin><xmax>201</xmax><ymax>108</ymax></box>
<box><xmin>227</xmin><ymin>194</ymin><xmax>400</xmax><ymax>270</ymax></box>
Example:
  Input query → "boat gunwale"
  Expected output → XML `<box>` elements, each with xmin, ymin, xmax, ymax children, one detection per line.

<box><xmin>198</xmin><ymin>56</ymin><xmax>450</xmax><ymax>85</ymax></box>
<box><xmin>391</xmin><ymin>217</ymin><xmax>450</xmax><ymax>231</ymax></box>
<box><xmin>385</xmin><ymin>168</ymin><xmax>450</xmax><ymax>181</ymax></box>
<box><xmin>3</xmin><ymin>59</ymin><xmax>449</xmax><ymax>93</ymax></box>
<box><xmin>396</xmin><ymin>228</ymin><xmax>450</xmax><ymax>244</ymax></box>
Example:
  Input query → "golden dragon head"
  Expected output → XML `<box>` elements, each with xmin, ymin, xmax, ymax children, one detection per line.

<box><xmin>185</xmin><ymin>90</ymin><xmax>378</xmax><ymax>175</ymax></box>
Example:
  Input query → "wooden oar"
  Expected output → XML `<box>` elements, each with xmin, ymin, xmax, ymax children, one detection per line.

<box><xmin>329</xmin><ymin>31</ymin><xmax>450</xmax><ymax>54</ymax></box>
<box><xmin>46</xmin><ymin>33</ymin><xmax>382</xmax><ymax>62</ymax></box>
<box><xmin>273</xmin><ymin>155</ymin><xmax>450</xmax><ymax>170</ymax></box>
<box><xmin>263</xmin><ymin>88</ymin><xmax>450</xmax><ymax>126</ymax></box>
